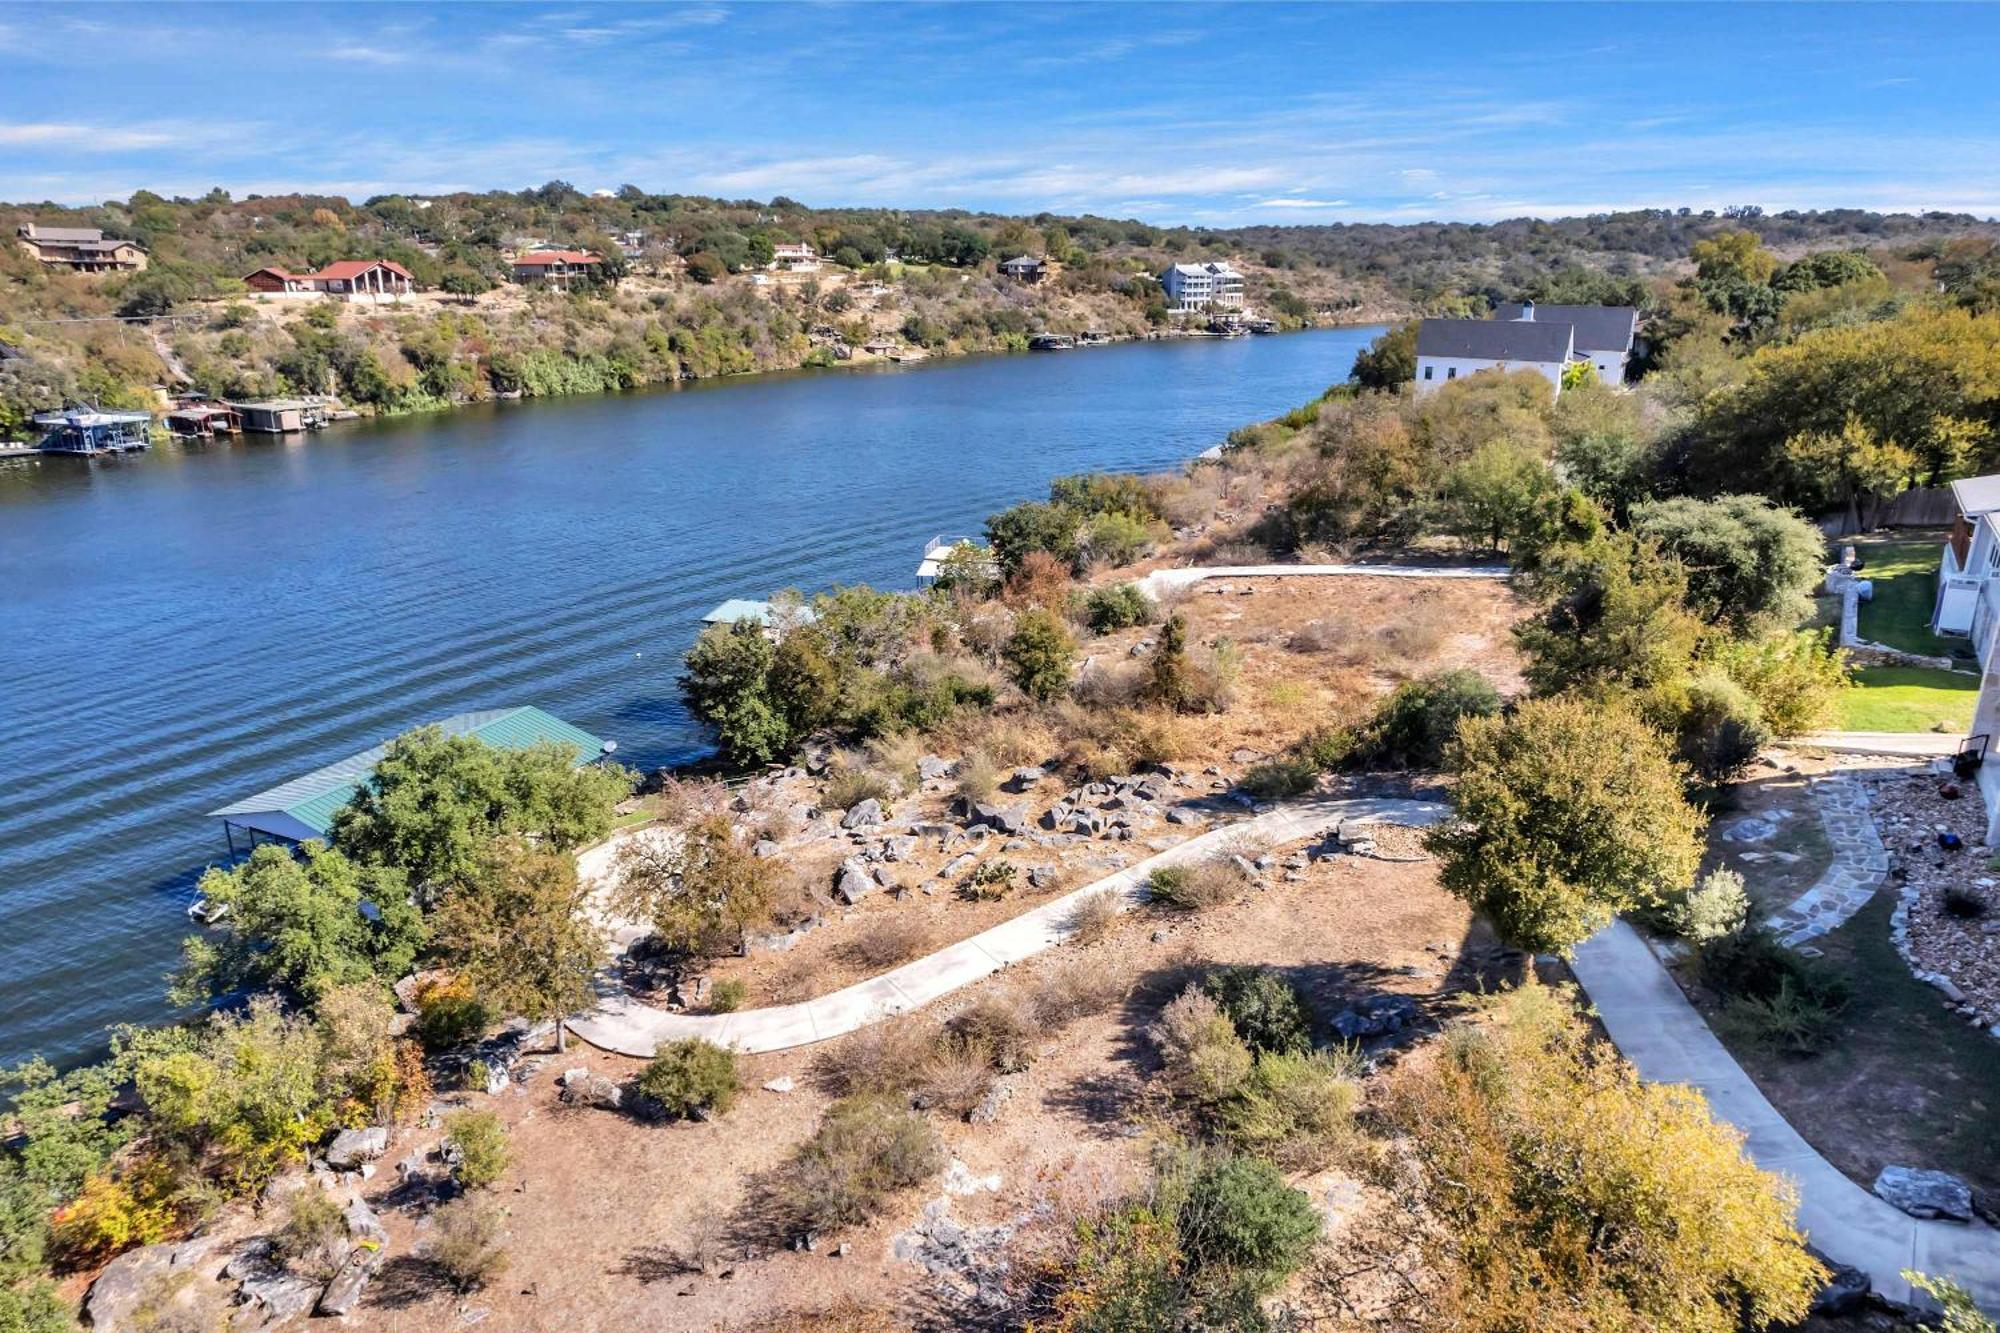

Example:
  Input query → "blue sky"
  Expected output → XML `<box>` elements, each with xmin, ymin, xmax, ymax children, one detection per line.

<box><xmin>2</xmin><ymin>2</ymin><xmax>1996</xmax><ymax>224</ymax></box>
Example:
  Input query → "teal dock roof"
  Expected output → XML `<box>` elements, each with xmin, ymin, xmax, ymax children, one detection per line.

<box><xmin>210</xmin><ymin>705</ymin><xmax>608</xmax><ymax>843</ymax></box>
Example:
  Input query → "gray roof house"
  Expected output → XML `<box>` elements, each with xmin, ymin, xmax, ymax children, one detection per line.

<box><xmin>1491</xmin><ymin>302</ymin><xmax>1638</xmax><ymax>360</ymax></box>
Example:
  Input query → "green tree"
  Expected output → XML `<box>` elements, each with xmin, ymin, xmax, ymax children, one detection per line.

<box><xmin>637</xmin><ymin>1039</ymin><xmax>739</xmax><ymax>1118</ymax></box>
<box><xmin>1690</xmin><ymin>228</ymin><xmax>1778</xmax><ymax>285</ymax></box>
<box><xmin>1175</xmin><ymin>1155</ymin><xmax>1320</xmax><ymax>1293</ymax></box>
<box><xmin>612</xmin><ymin>815</ymin><xmax>775</xmax><ymax>955</ymax></box>
<box><xmin>1004</xmin><ymin>608</ymin><xmax>1076</xmax><ymax>702</ymax></box>
<box><xmin>1514</xmin><ymin>531</ymin><xmax>1706</xmax><ymax>698</ymax></box>
<box><xmin>174</xmin><ymin>842</ymin><xmax>423</xmax><ymax>1006</ymax></box>
<box><xmin>985</xmin><ymin>500</ymin><xmax>1082</xmax><ymax>577</ymax></box>
<box><xmin>1350</xmin><ymin>319</ymin><xmax>1418</xmax><ymax>389</ymax></box>
<box><xmin>1437</xmin><ymin>440</ymin><xmax>1558</xmax><ymax>552</ymax></box>
<box><xmin>331</xmin><ymin>727</ymin><xmax>628</xmax><ymax>899</ymax></box>
<box><xmin>677</xmin><ymin>620</ymin><xmax>789</xmax><ymax>766</ymax></box>
<box><xmin>1146</xmin><ymin>613</ymin><xmax>1194</xmax><ymax>711</ymax></box>
<box><xmin>1428</xmin><ymin>696</ymin><xmax>1706</xmax><ymax>956</ymax></box>
<box><xmin>431</xmin><ymin>837</ymin><xmax>603</xmax><ymax>1051</ymax></box>
<box><xmin>1630</xmin><ymin>495</ymin><xmax>1826</xmax><ymax>634</ymax></box>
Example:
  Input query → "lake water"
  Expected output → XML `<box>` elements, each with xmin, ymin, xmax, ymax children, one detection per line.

<box><xmin>0</xmin><ymin>326</ymin><xmax>1381</xmax><ymax>1068</ymax></box>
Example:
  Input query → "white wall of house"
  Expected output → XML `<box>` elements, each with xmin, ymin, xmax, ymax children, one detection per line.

<box><xmin>1936</xmin><ymin>512</ymin><xmax>2000</xmax><ymax>639</ymax></box>
<box><xmin>1580</xmin><ymin>350</ymin><xmax>1628</xmax><ymax>384</ymax></box>
<box><xmin>1414</xmin><ymin>355</ymin><xmax>1564</xmax><ymax>395</ymax></box>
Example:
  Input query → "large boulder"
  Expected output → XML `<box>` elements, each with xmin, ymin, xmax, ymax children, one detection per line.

<box><xmin>834</xmin><ymin>857</ymin><xmax>876</xmax><ymax>905</ymax></box>
<box><xmin>1872</xmin><ymin>1165</ymin><xmax>1974</xmax><ymax>1221</ymax></box>
<box><xmin>324</xmin><ymin>1126</ymin><xmax>388</xmax><ymax>1171</ymax></box>
<box><xmin>917</xmin><ymin>755</ymin><xmax>954</xmax><ymax>781</ymax></box>
<box><xmin>85</xmin><ymin>1242</ymin><xmax>178</xmax><ymax>1329</ymax></box>
<box><xmin>965</xmin><ymin>804</ymin><xmax>1028</xmax><ymax>837</ymax></box>
<box><xmin>840</xmin><ymin>798</ymin><xmax>884</xmax><ymax>830</ymax></box>
<box><xmin>558</xmin><ymin>1068</ymin><xmax>624</xmax><ymax>1110</ymax></box>
<box><xmin>1331</xmin><ymin>994</ymin><xmax>1420</xmax><ymax>1041</ymax></box>
<box><xmin>237</xmin><ymin>1269</ymin><xmax>322</xmax><ymax>1326</ymax></box>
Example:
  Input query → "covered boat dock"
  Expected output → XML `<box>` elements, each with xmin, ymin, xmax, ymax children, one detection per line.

<box><xmin>32</xmin><ymin>407</ymin><xmax>154</xmax><ymax>455</ymax></box>
<box><xmin>207</xmin><ymin>705</ymin><xmax>614</xmax><ymax>853</ymax></box>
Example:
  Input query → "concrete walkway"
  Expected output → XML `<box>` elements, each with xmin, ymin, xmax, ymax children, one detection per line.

<box><xmin>1571</xmin><ymin>919</ymin><xmax>2000</xmax><ymax>1308</ymax></box>
<box><xmin>1795</xmin><ymin>731</ymin><xmax>1964</xmax><ymax>759</ymax></box>
<box><xmin>569</xmin><ymin>795</ymin><xmax>1445</xmax><ymax>1059</ymax></box>
<box><xmin>1134</xmin><ymin>562</ymin><xmax>1510</xmax><ymax>600</ymax></box>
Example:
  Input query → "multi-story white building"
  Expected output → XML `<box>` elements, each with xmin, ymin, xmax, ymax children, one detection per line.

<box><xmin>771</xmin><ymin>242</ymin><xmax>819</xmax><ymax>272</ymax></box>
<box><xmin>1933</xmin><ymin>474</ymin><xmax>2000</xmax><ymax>657</ymax></box>
<box><xmin>1160</xmin><ymin>261</ymin><xmax>1245</xmax><ymax>313</ymax></box>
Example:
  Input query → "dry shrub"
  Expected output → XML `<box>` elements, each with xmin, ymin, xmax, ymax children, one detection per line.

<box><xmin>274</xmin><ymin>1188</ymin><xmax>349</xmax><ymax>1281</ymax></box>
<box><xmin>744</xmin><ymin>1298</ymin><xmax>904</xmax><ymax>1333</ymax></box>
<box><xmin>759</xmin><ymin>803</ymin><xmax>802</xmax><ymax>844</ymax></box>
<box><xmin>423</xmin><ymin>1197</ymin><xmax>510</xmax><ymax>1293</ymax></box>
<box><xmin>955</xmin><ymin>750</ymin><xmax>999</xmax><ymax>802</ymax></box>
<box><xmin>1004</xmin><ymin>550</ymin><xmax>1076</xmax><ymax>612</ymax></box>
<box><xmin>822</xmin><ymin>766</ymin><xmax>897</xmax><ymax>812</ymax></box>
<box><xmin>1064</xmin><ymin>890</ymin><xmax>1120</xmax><ymax>945</ymax></box>
<box><xmin>1148</xmin><ymin>855</ymin><xmax>1248</xmax><ymax>912</ymax></box>
<box><xmin>958</xmin><ymin>605</ymin><xmax>1015</xmax><ymax>666</ymax></box>
<box><xmin>765</xmin><ymin>951</ymin><xmax>834</xmax><ymax>1006</ymax></box>
<box><xmin>838</xmin><ymin>915</ymin><xmax>934</xmax><ymax>969</ymax></box>
<box><xmin>938</xmin><ymin>709</ymin><xmax>1056</xmax><ymax>768</ymax></box>
<box><xmin>865</xmin><ymin>731</ymin><xmax>930</xmax><ymax>789</ymax></box>
<box><xmin>1152</xmin><ymin>987</ymin><xmax>1253</xmax><ymax>1106</ymax></box>
<box><xmin>1073</xmin><ymin>658</ymin><xmax>1147</xmax><ymax>709</ymax></box>
<box><xmin>947</xmin><ymin>993</ymin><xmax>1039</xmax><ymax>1074</ymax></box>
<box><xmin>912</xmin><ymin>1040</ymin><xmax>996</xmax><ymax>1117</ymax></box>
<box><xmin>1373</xmin><ymin>594</ymin><xmax>1456</xmax><ymax>667</ymax></box>
<box><xmin>651</xmin><ymin>774</ymin><xmax>731</xmax><ymax>827</ymax></box>
<box><xmin>1149</xmin><ymin>471</ymin><xmax>1225</xmax><ymax>528</ymax></box>
<box><xmin>811</xmin><ymin>1014</ymin><xmax>939</xmax><ymax>1098</ymax></box>
<box><xmin>753</xmin><ymin>1094</ymin><xmax>946</xmax><ymax>1240</ymax></box>
<box><xmin>764</xmin><ymin>869</ymin><xmax>825</xmax><ymax>931</ymax></box>
<box><xmin>1027</xmin><ymin>954</ymin><xmax>1129</xmax><ymax>1026</ymax></box>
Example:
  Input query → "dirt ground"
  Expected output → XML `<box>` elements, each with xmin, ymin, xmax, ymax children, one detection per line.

<box><xmin>348</xmin><ymin>843</ymin><xmax>1504</xmax><ymax>1331</ymax></box>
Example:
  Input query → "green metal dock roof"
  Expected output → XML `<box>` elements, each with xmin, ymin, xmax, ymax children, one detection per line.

<box><xmin>209</xmin><ymin>706</ymin><xmax>609</xmax><ymax>844</ymax></box>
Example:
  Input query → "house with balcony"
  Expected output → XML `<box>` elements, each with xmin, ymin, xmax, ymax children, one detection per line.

<box><xmin>770</xmin><ymin>242</ymin><xmax>819</xmax><ymax>272</ymax></box>
<box><xmin>510</xmin><ymin>249</ymin><xmax>605</xmax><ymax>290</ymax></box>
<box><xmin>17</xmin><ymin>224</ymin><xmax>148</xmax><ymax>273</ymax></box>
<box><xmin>1932</xmin><ymin>474</ymin><xmax>2000</xmax><ymax>660</ymax></box>
<box><xmin>1160</xmin><ymin>261</ymin><xmax>1244</xmax><ymax>314</ymax></box>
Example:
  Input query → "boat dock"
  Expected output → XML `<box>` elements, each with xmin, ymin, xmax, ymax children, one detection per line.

<box><xmin>29</xmin><ymin>406</ymin><xmax>154</xmax><ymax>456</ymax></box>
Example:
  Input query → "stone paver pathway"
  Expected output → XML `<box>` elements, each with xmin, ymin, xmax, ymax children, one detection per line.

<box><xmin>1572</xmin><ymin>918</ymin><xmax>2000</xmax><ymax>1309</ymax></box>
<box><xmin>1767</xmin><ymin>773</ymin><xmax>1892</xmax><ymax>946</ymax></box>
<box><xmin>569</xmin><ymin>795</ymin><xmax>1445</xmax><ymax>1059</ymax></box>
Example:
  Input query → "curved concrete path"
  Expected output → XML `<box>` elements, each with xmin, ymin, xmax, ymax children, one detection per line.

<box><xmin>569</xmin><ymin>795</ymin><xmax>1445</xmax><ymax>1058</ymax></box>
<box><xmin>1571</xmin><ymin>919</ymin><xmax>2000</xmax><ymax>1308</ymax></box>
<box><xmin>1135</xmin><ymin>562</ymin><xmax>1510</xmax><ymax>600</ymax></box>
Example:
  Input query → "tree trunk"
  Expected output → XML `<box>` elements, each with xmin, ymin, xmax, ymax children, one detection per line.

<box><xmin>556</xmin><ymin>1018</ymin><xmax>567</xmax><ymax>1053</ymax></box>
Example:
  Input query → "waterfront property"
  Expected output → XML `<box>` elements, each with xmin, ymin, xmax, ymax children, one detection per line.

<box><xmin>998</xmin><ymin>255</ymin><xmax>1048</xmax><ymax>283</ymax></box>
<box><xmin>1414</xmin><ymin>301</ymin><xmax>1637</xmax><ymax>394</ymax></box>
<box><xmin>207</xmin><ymin>705</ymin><xmax>614</xmax><ymax>852</ymax></box>
<box><xmin>228</xmin><ymin>399</ymin><xmax>322</xmax><ymax>433</ymax></box>
<box><xmin>916</xmin><ymin>535</ymin><xmax>997</xmax><ymax>585</ymax></box>
<box><xmin>701</xmin><ymin>598</ymin><xmax>817</xmax><ymax>639</ymax></box>
<box><xmin>164</xmin><ymin>402</ymin><xmax>241</xmax><ymax>439</ymax></box>
<box><xmin>1160</xmin><ymin>261</ymin><xmax>1245</xmax><ymax>314</ymax></box>
<box><xmin>31</xmin><ymin>406</ymin><xmax>154</xmax><ymax>454</ymax></box>
<box><xmin>15</xmin><ymin>223</ymin><xmax>148</xmax><ymax>273</ymax></box>
<box><xmin>511</xmin><ymin>249</ymin><xmax>605</xmax><ymax>289</ymax></box>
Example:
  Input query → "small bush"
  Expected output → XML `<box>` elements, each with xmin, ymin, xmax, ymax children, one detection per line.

<box><xmin>810</xmin><ymin>1016</ymin><xmax>937</xmax><ymax>1100</ymax></box>
<box><xmin>959</xmin><ymin>861</ymin><xmax>1017</xmax><ymax>901</ymax></box>
<box><xmin>1026</xmin><ymin>955</ymin><xmax>1129</xmax><ymax>1026</ymax></box>
<box><xmin>1085</xmin><ymin>584</ymin><xmax>1155</xmax><ymax>633</ymax></box>
<box><xmin>1295</xmin><ymin>725</ymin><xmax>1356</xmax><ymax>771</ymax></box>
<box><xmin>708</xmin><ymin>978</ymin><xmax>748</xmax><ymax>1013</ymax></box>
<box><xmin>954</xmin><ymin>751</ymin><xmax>999</xmax><ymax>803</ymax></box>
<box><xmin>640</xmin><ymin>1039</ymin><xmax>740</xmax><ymax>1119</ymax></box>
<box><xmin>1005</xmin><ymin>608</ymin><xmax>1078</xmax><ymax>702</ymax></box>
<box><xmin>1147</xmin><ymin>857</ymin><xmax>1247</xmax><ymax>912</ymax></box>
<box><xmin>824</xmin><ymin>769</ymin><xmax>896</xmax><ymax>813</ymax></box>
<box><xmin>1153</xmin><ymin>988</ymin><xmax>1254</xmax><ymax>1107</ymax></box>
<box><xmin>1351</xmin><ymin>668</ymin><xmax>1502</xmax><ymax>770</ymax></box>
<box><xmin>947</xmin><ymin>994</ymin><xmax>1039</xmax><ymax>1074</ymax></box>
<box><xmin>1065</xmin><ymin>891</ymin><xmax>1119</xmax><ymax>944</ymax></box>
<box><xmin>412</xmin><ymin>973</ymin><xmax>492</xmax><ymax>1052</ymax></box>
<box><xmin>1943</xmin><ymin>885</ymin><xmax>1989</xmax><ymax>919</ymax></box>
<box><xmin>1690</xmin><ymin>927</ymin><xmax>1848</xmax><ymax>1009</ymax></box>
<box><xmin>1717</xmin><ymin>976</ymin><xmax>1847</xmax><ymax>1057</ymax></box>
<box><xmin>1667</xmin><ymin>867</ymin><xmax>1750</xmax><ymax>943</ymax></box>
<box><xmin>1175</xmin><ymin>1154</ymin><xmax>1321</xmax><ymax>1291</ymax></box>
<box><xmin>839</xmin><ymin>916</ymin><xmax>933</xmax><ymax>969</ymax></box>
<box><xmin>423</xmin><ymin>1197</ymin><xmax>510</xmax><ymax>1293</ymax></box>
<box><xmin>760</xmin><ymin>1094</ymin><xmax>946</xmax><ymax>1238</ymax></box>
<box><xmin>443</xmin><ymin>1110</ymin><xmax>510</xmax><ymax>1190</ymax></box>
<box><xmin>1201</xmin><ymin>967</ymin><xmax>1312</xmax><ymax>1055</ymax></box>
<box><xmin>1238</xmin><ymin>757</ymin><xmax>1318</xmax><ymax>800</ymax></box>
<box><xmin>274</xmin><ymin>1188</ymin><xmax>349</xmax><ymax>1281</ymax></box>
<box><xmin>1222</xmin><ymin>1049</ymin><xmax>1363</xmax><ymax>1172</ymax></box>
<box><xmin>461</xmin><ymin>1058</ymin><xmax>492</xmax><ymax>1093</ymax></box>
<box><xmin>1672</xmin><ymin>670</ymin><xmax>1773</xmax><ymax>787</ymax></box>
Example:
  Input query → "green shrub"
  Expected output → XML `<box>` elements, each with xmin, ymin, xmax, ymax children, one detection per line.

<box><xmin>1238</xmin><ymin>757</ymin><xmax>1318</xmax><ymax>800</ymax></box>
<box><xmin>707</xmin><ymin>979</ymin><xmax>748</xmax><ymax>1013</ymax></box>
<box><xmin>959</xmin><ymin>861</ymin><xmax>1017</xmax><ymax>901</ymax></box>
<box><xmin>1706</xmin><ymin>630</ymin><xmax>1848</xmax><ymax>738</ymax></box>
<box><xmin>1666</xmin><ymin>868</ymin><xmax>1750</xmax><ymax>943</ymax></box>
<box><xmin>638</xmin><ymin>1039</ymin><xmax>739</xmax><ymax>1119</ymax></box>
<box><xmin>1690</xmin><ymin>927</ymin><xmax>1849</xmax><ymax>1009</ymax></box>
<box><xmin>273</xmin><ymin>1188</ymin><xmax>349</xmax><ymax>1281</ymax></box>
<box><xmin>1085</xmin><ymin>584</ymin><xmax>1155</xmax><ymax>634</ymax></box>
<box><xmin>411</xmin><ymin>975</ymin><xmax>493</xmax><ymax>1053</ymax></box>
<box><xmin>1671</xmin><ymin>671</ymin><xmax>1772</xmax><ymax>787</ymax></box>
<box><xmin>1152</xmin><ymin>989</ymin><xmax>1254</xmax><ymax>1108</ymax></box>
<box><xmin>1295</xmin><ymin>725</ymin><xmax>1356</xmax><ymax>771</ymax></box>
<box><xmin>1221</xmin><ymin>1049</ymin><xmax>1363</xmax><ymax>1172</ymax></box>
<box><xmin>1352</xmin><ymin>669</ymin><xmax>1502</xmax><ymax>770</ymax></box>
<box><xmin>0</xmin><ymin>1279</ymin><xmax>71</xmax><ymax>1333</ymax></box>
<box><xmin>1716</xmin><ymin>976</ymin><xmax>1848</xmax><ymax>1057</ymax></box>
<box><xmin>443</xmin><ymin>1111</ymin><xmax>510</xmax><ymax>1190</ymax></box>
<box><xmin>759</xmin><ymin>1094</ymin><xmax>945</xmax><ymax>1238</ymax></box>
<box><xmin>1201</xmin><ymin>967</ymin><xmax>1311</xmax><ymax>1056</ymax></box>
<box><xmin>1174</xmin><ymin>1155</ymin><xmax>1320</xmax><ymax>1291</ymax></box>
<box><xmin>1004</xmin><ymin>608</ymin><xmax>1077</xmax><ymax>702</ymax></box>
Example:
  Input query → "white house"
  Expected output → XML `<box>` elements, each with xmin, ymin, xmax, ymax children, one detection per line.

<box><xmin>1491</xmin><ymin>302</ymin><xmax>1638</xmax><ymax>385</ymax></box>
<box><xmin>1160</xmin><ymin>261</ymin><xmax>1244</xmax><ymax>313</ymax></box>
<box><xmin>1932</xmin><ymin>474</ymin><xmax>2000</xmax><ymax>656</ymax></box>
<box><xmin>771</xmin><ymin>242</ymin><xmax>819</xmax><ymax>272</ymax></box>
<box><xmin>1413</xmin><ymin>317</ymin><xmax>1574</xmax><ymax>395</ymax></box>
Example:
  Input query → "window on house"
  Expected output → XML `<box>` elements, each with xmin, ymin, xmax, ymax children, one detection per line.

<box><xmin>1447</xmin><ymin>367</ymin><xmax>1457</xmax><ymax>379</ymax></box>
<box><xmin>1422</xmin><ymin>365</ymin><xmax>1433</xmax><ymax>380</ymax></box>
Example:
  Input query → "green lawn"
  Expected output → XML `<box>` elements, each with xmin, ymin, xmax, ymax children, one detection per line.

<box><xmin>1853</xmin><ymin>537</ymin><xmax>1962</xmax><ymax>658</ymax></box>
<box><xmin>1840</xmin><ymin>664</ymin><xmax>1977</xmax><ymax>732</ymax></box>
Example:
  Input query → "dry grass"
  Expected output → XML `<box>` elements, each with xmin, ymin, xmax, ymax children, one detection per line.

<box><xmin>822</xmin><ymin>767</ymin><xmax>898</xmax><ymax>812</ymax></box>
<box><xmin>1025</xmin><ymin>954</ymin><xmax>1130</xmax><ymax>1026</ymax></box>
<box><xmin>1064</xmin><ymin>890</ymin><xmax>1121</xmax><ymax>945</ymax></box>
<box><xmin>1285</xmin><ymin>596</ymin><xmax>1458</xmax><ymax>677</ymax></box>
<box><xmin>954</xmin><ymin>750</ymin><xmax>999</xmax><ymax>802</ymax></box>
<box><xmin>837</xmin><ymin>915</ymin><xmax>934</xmax><ymax>970</ymax></box>
<box><xmin>947</xmin><ymin>993</ymin><xmax>1040</xmax><ymax>1074</ymax></box>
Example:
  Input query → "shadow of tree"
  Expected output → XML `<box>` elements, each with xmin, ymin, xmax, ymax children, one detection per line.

<box><xmin>610</xmin><ymin>1243</ymin><xmax>700</xmax><ymax>1285</ymax></box>
<box><xmin>366</xmin><ymin>1254</ymin><xmax>450</xmax><ymax>1311</ymax></box>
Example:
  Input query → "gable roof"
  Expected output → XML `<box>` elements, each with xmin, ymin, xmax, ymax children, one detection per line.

<box><xmin>1951</xmin><ymin>474</ymin><xmax>2000</xmax><ymax>518</ymax></box>
<box><xmin>20</xmin><ymin>224</ymin><xmax>106</xmax><ymax>244</ymax></box>
<box><xmin>513</xmin><ymin>250</ymin><xmax>601</xmax><ymax>267</ymax></box>
<box><xmin>307</xmin><ymin>259</ymin><xmax>413</xmax><ymax>282</ymax></box>
<box><xmin>1491</xmin><ymin>303</ymin><xmax>1637</xmax><ymax>355</ymax></box>
<box><xmin>209</xmin><ymin>705</ymin><xmax>608</xmax><ymax>842</ymax></box>
<box><xmin>1416</xmin><ymin>317</ymin><xmax>1574</xmax><ymax>364</ymax></box>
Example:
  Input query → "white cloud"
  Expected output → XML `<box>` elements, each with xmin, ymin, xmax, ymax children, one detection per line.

<box><xmin>1250</xmin><ymin>197</ymin><xmax>1349</xmax><ymax>210</ymax></box>
<box><xmin>327</xmin><ymin>44</ymin><xmax>410</xmax><ymax>66</ymax></box>
<box><xmin>0</xmin><ymin>123</ymin><xmax>179</xmax><ymax>151</ymax></box>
